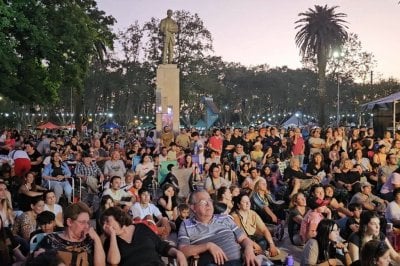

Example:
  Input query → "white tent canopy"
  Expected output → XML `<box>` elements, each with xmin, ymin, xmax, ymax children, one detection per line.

<box><xmin>281</xmin><ymin>114</ymin><xmax>306</xmax><ymax>128</ymax></box>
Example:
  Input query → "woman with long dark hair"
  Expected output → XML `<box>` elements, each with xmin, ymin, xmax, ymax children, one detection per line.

<box><xmin>18</xmin><ymin>172</ymin><xmax>46</xmax><ymax>212</ymax></box>
<box><xmin>301</xmin><ymin>219</ymin><xmax>351</xmax><ymax>266</ymax></box>
<box><xmin>360</xmin><ymin>240</ymin><xmax>391</xmax><ymax>266</ymax></box>
<box><xmin>348</xmin><ymin>210</ymin><xmax>400</xmax><ymax>264</ymax></box>
<box><xmin>42</xmin><ymin>151</ymin><xmax>72</xmax><ymax>203</ymax></box>
<box><xmin>222</xmin><ymin>162</ymin><xmax>238</xmax><ymax>185</ymax></box>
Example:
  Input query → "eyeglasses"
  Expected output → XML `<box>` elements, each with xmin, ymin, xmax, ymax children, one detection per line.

<box><xmin>194</xmin><ymin>199</ymin><xmax>213</xmax><ymax>206</ymax></box>
<box><xmin>74</xmin><ymin>220</ymin><xmax>91</xmax><ymax>226</ymax></box>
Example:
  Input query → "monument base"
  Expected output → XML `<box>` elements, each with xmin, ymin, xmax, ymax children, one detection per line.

<box><xmin>156</xmin><ymin>64</ymin><xmax>180</xmax><ymax>133</ymax></box>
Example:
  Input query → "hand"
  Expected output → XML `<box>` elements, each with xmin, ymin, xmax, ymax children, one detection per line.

<box><xmin>34</xmin><ymin>248</ymin><xmax>46</xmax><ymax>257</ymax></box>
<box><xmin>87</xmin><ymin>227</ymin><xmax>101</xmax><ymax>241</ymax></box>
<box><xmin>243</xmin><ymin>245</ymin><xmax>259</xmax><ymax>266</ymax></box>
<box><xmin>175</xmin><ymin>251</ymin><xmax>188</xmax><ymax>266</ymax></box>
<box><xmin>268</xmin><ymin>244</ymin><xmax>279</xmax><ymax>257</ymax></box>
<box><xmin>206</xmin><ymin>242</ymin><xmax>228</xmax><ymax>265</ymax></box>
<box><xmin>271</xmin><ymin>214</ymin><xmax>278</xmax><ymax>224</ymax></box>
<box><xmin>102</xmin><ymin>224</ymin><xmax>116</xmax><ymax>237</ymax></box>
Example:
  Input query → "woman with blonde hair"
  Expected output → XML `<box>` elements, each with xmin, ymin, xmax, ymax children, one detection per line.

<box><xmin>251</xmin><ymin>179</ymin><xmax>285</xmax><ymax>227</ymax></box>
<box><xmin>0</xmin><ymin>198</ymin><xmax>14</xmax><ymax>228</ymax></box>
<box><xmin>288</xmin><ymin>192</ymin><xmax>308</xmax><ymax>245</ymax></box>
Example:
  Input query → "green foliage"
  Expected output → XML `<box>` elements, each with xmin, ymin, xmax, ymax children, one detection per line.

<box><xmin>295</xmin><ymin>5</ymin><xmax>348</xmax><ymax>125</ymax></box>
<box><xmin>0</xmin><ymin>0</ymin><xmax>115</xmax><ymax>106</ymax></box>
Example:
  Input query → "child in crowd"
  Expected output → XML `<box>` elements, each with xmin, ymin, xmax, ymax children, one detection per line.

<box><xmin>175</xmin><ymin>203</ymin><xmax>190</xmax><ymax>231</ymax></box>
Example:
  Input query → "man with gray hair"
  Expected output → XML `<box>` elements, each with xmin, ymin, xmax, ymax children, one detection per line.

<box><xmin>178</xmin><ymin>189</ymin><xmax>257</xmax><ymax>266</ymax></box>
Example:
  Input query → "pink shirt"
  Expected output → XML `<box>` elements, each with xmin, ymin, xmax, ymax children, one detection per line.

<box><xmin>300</xmin><ymin>210</ymin><xmax>324</xmax><ymax>243</ymax></box>
<box><xmin>292</xmin><ymin>136</ymin><xmax>305</xmax><ymax>155</ymax></box>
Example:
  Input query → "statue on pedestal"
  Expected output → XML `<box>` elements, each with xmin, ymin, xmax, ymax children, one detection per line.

<box><xmin>160</xmin><ymin>9</ymin><xmax>178</xmax><ymax>64</ymax></box>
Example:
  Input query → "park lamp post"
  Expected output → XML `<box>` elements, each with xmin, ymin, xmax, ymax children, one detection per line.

<box><xmin>333</xmin><ymin>51</ymin><xmax>344</xmax><ymax>126</ymax></box>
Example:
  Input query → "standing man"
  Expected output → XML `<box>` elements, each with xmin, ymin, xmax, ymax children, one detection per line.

<box><xmin>207</xmin><ymin>128</ymin><xmax>223</xmax><ymax>161</ymax></box>
<box><xmin>160</xmin><ymin>9</ymin><xmax>178</xmax><ymax>64</ymax></box>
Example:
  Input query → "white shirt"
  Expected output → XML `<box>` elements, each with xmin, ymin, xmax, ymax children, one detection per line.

<box><xmin>130</xmin><ymin>202</ymin><xmax>161</xmax><ymax>219</ymax></box>
<box><xmin>385</xmin><ymin>201</ymin><xmax>400</xmax><ymax>223</ymax></box>
<box><xmin>44</xmin><ymin>203</ymin><xmax>63</xmax><ymax>217</ymax></box>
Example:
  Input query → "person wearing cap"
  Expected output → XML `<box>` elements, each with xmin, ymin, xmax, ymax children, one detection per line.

<box><xmin>75</xmin><ymin>150</ymin><xmax>105</xmax><ymax>209</ymax></box>
<box><xmin>349</xmin><ymin>181</ymin><xmax>387</xmax><ymax>211</ymax></box>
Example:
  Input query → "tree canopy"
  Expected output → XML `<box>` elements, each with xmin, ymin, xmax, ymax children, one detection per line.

<box><xmin>0</xmin><ymin>0</ymin><xmax>115</xmax><ymax>105</ymax></box>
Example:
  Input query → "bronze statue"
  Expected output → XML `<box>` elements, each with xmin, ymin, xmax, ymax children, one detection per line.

<box><xmin>160</xmin><ymin>9</ymin><xmax>178</xmax><ymax>64</ymax></box>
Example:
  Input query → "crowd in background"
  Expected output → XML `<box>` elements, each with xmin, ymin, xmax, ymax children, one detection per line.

<box><xmin>0</xmin><ymin>124</ymin><xmax>400</xmax><ymax>265</ymax></box>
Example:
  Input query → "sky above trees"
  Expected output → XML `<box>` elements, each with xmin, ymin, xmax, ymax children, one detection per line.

<box><xmin>97</xmin><ymin>0</ymin><xmax>400</xmax><ymax>80</ymax></box>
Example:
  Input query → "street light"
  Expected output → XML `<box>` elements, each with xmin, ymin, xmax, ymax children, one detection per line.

<box><xmin>333</xmin><ymin>51</ymin><xmax>344</xmax><ymax>126</ymax></box>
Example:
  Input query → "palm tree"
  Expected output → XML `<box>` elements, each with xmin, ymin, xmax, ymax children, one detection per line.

<box><xmin>295</xmin><ymin>5</ymin><xmax>348</xmax><ymax>125</ymax></box>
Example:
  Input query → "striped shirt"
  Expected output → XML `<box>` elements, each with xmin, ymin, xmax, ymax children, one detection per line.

<box><xmin>178</xmin><ymin>214</ymin><xmax>244</xmax><ymax>261</ymax></box>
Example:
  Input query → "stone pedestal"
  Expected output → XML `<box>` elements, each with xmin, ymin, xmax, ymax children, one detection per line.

<box><xmin>156</xmin><ymin>64</ymin><xmax>180</xmax><ymax>133</ymax></box>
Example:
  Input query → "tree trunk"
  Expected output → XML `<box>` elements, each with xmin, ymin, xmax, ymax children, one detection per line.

<box><xmin>317</xmin><ymin>49</ymin><xmax>328</xmax><ymax>126</ymax></box>
<box><xmin>74</xmin><ymin>88</ymin><xmax>83</xmax><ymax>136</ymax></box>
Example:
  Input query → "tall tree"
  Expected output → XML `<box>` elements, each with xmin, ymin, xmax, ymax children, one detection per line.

<box><xmin>295</xmin><ymin>5</ymin><xmax>348</xmax><ymax>125</ymax></box>
<box><xmin>0</xmin><ymin>0</ymin><xmax>115</xmax><ymax>132</ymax></box>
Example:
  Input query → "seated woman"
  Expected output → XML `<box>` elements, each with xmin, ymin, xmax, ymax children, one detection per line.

<box><xmin>216</xmin><ymin>186</ymin><xmax>233</xmax><ymax>213</ymax></box>
<box><xmin>360</xmin><ymin>240</ymin><xmax>391</xmax><ymax>266</ymax></box>
<box><xmin>250</xmin><ymin>179</ymin><xmax>285</xmax><ymax>230</ymax></box>
<box><xmin>94</xmin><ymin>195</ymin><xmax>115</xmax><ymax>235</ymax></box>
<box><xmin>300</xmin><ymin>185</ymin><xmax>332</xmax><ymax>243</ymax></box>
<box><xmin>238</xmin><ymin>162</ymin><xmax>251</xmax><ymax>186</ymax></box>
<box><xmin>43</xmin><ymin>190</ymin><xmax>63</xmax><ymax>228</ymax></box>
<box><xmin>204</xmin><ymin>164</ymin><xmax>230</xmax><ymax>196</ymax></box>
<box><xmin>306</xmin><ymin>152</ymin><xmax>331</xmax><ymax>185</ymax></box>
<box><xmin>284</xmin><ymin>157</ymin><xmax>317</xmax><ymax>199</ymax></box>
<box><xmin>231</xmin><ymin>192</ymin><xmax>280</xmax><ymax>259</ymax></box>
<box><xmin>101</xmin><ymin>206</ymin><xmax>187</xmax><ymax>266</ymax></box>
<box><xmin>33</xmin><ymin>202</ymin><xmax>105</xmax><ymax>266</ymax></box>
<box><xmin>157</xmin><ymin>183</ymin><xmax>179</xmax><ymax>222</ymax></box>
<box><xmin>18</xmin><ymin>172</ymin><xmax>46</xmax><ymax>212</ymax></box>
<box><xmin>222</xmin><ymin>162</ymin><xmax>238</xmax><ymax>185</ymax></box>
<box><xmin>288</xmin><ymin>192</ymin><xmax>308</xmax><ymax>246</ymax></box>
<box><xmin>348</xmin><ymin>210</ymin><xmax>400</xmax><ymax>265</ymax></box>
<box><xmin>0</xmin><ymin>198</ymin><xmax>14</xmax><ymax>228</ymax></box>
<box><xmin>135</xmin><ymin>153</ymin><xmax>155</xmax><ymax>188</ymax></box>
<box><xmin>301</xmin><ymin>219</ymin><xmax>351</xmax><ymax>266</ymax></box>
<box><xmin>42</xmin><ymin>151</ymin><xmax>72</xmax><ymax>203</ymax></box>
<box><xmin>324</xmin><ymin>184</ymin><xmax>353</xmax><ymax>219</ymax></box>
<box><xmin>13</xmin><ymin>196</ymin><xmax>44</xmax><ymax>241</ymax></box>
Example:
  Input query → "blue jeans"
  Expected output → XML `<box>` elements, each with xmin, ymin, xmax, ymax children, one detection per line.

<box><xmin>47</xmin><ymin>180</ymin><xmax>72</xmax><ymax>202</ymax></box>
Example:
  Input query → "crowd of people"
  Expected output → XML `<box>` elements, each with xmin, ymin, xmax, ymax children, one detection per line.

<box><xmin>0</xmin><ymin>124</ymin><xmax>400</xmax><ymax>265</ymax></box>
